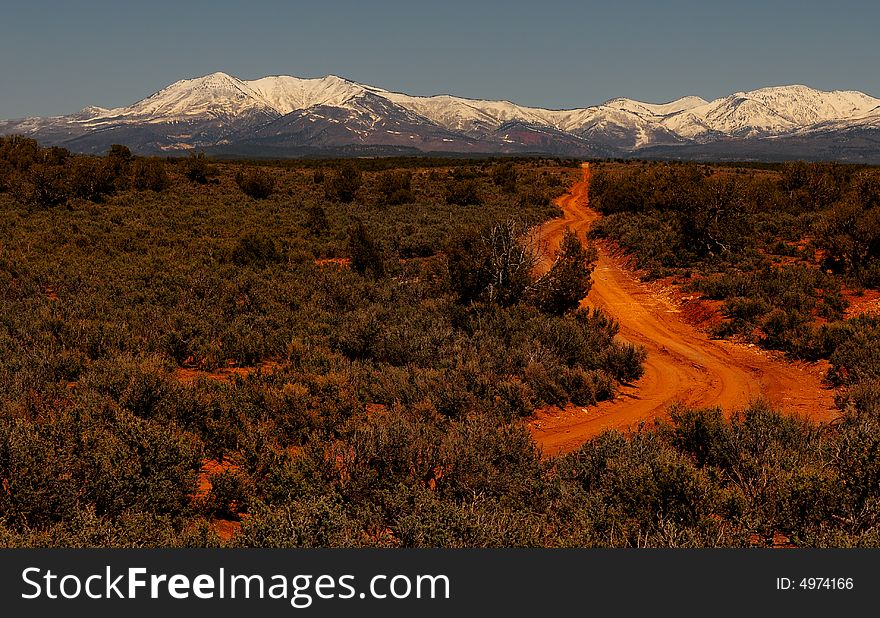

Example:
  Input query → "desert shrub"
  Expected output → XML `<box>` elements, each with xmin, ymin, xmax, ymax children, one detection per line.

<box><xmin>813</xmin><ymin>198</ymin><xmax>880</xmax><ymax>284</ymax></box>
<box><xmin>531</xmin><ymin>228</ymin><xmax>595</xmax><ymax>315</ymax></box>
<box><xmin>0</xmin><ymin>135</ymin><xmax>44</xmax><ymax>170</ymax></box>
<box><xmin>695</xmin><ymin>264</ymin><xmax>846</xmax><ymax>356</ymax></box>
<box><xmin>235</xmin><ymin>168</ymin><xmax>275</xmax><ymax>199</ymax></box>
<box><xmin>0</xmin><ymin>507</ymin><xmax>222</xmax><ymax>548</ymax></box>
<box><xmin>832</xmin><ymin>409</ymin><xmax>880</xmax><ymax>535</ymax></box>
<box><xmin>0</xmin><ymin>419</ymin><xmax>81</xmax><ymax>528</ymax></box>
<box><xmin>590</xmin><ymin>165</ymin><xmax>753</xmax><ymax>271</ymax></box>
<box><xmin>205</xmin><ymin>469</ymin><xmax>253</xmax><ymax>519</ymax></box>
<box><xmin>236</xmin><ymin>497</ymin><xmax>361</xmax><ymax>547</ymax></box>
<box><xmin>132</xmin><ymin>158</ymin><xmax>170</xmax><ymax>191</ymax></box>
<box><xmin>437</xmin><ymin>415</ymin><xmax>542</xmax><ymax>503</ymax></box>
<box><xmin>493</xmin><ymin>379</ymin><xmax>535</xmax><ymax>418</ymax></box>
<box><xmin>106</xmin><ymin>144</ymin><xmax>132</xmax><ymax>186</ymax></box>
<box><xmin>828</xmin><ymin>318</ymin><xmax>880</xmax><ymax>386</ymax></box>
<box><xmin>558</xmin><ymin>430</ymin><xmax>717</xmax><ymax>543</ymax></box>
<box><xmin>83</xmin><ymin>410</ymin><xmax>203</xmax><ymax>517</ymax></box>
<box><xmin>665</xmin><ymin>406</ymin><xmax>732</xmax><ymax>468</ymax></box>
<box><xmin>376</xmin><ymin>170</ymin><xmax>414</xmax><ymax>205</ymax></box>
<box><xmin>389</xmin><ymin>488</ymin><xmax>544</xmax><ymax>547</ymax></box>
<box><xmin>0</xmin><ymin>159</ymin><xmax>13</xmax><ymax>192</ymax></box>
<box><xmin>183</xmin><ymin>152</ymin><xmax>212</xmax><ymax>184</ymax></box>
<box><xmin>517</xmin><ymin>189</ymin><xmax>551</xmax><ymax>208</ymax></box>
<box><xmin>231</xmin><ymin>233</ymin><xmax>283</xmax><ymax>267</ymax></box>
<box><xmin>68</xmin><ymin>156</ymin><xmax>119</xmax><ymax>202</ymax></box>
<box><xmin>557</xmin><ymin>368</ymin><xmax>614</xmax><ymax>405</ymax></box>
<box><xmin>852</xmin><ymin>171</ymin><xmax>880</xmax><ymax>210</ymax></box>
<box><xmin>107</xmin><ymin>144</ymin><xmax>132</xmax><ymax>163</ymax></box>
<box><xmin>602</xmin><ymin>342</ymin><xmax>647</xmax><ymax>384</ymax></box>
<box><xmin>304</xmin><ymin>204</ymin><xmax>329</xmax><ymax>236</ymax></box>
<box><xmin>780</xmin><ymin>161</ymin><xmax>852</xmax><ymax>210</ymax></box>
<box><xmin>491</xmin><ymin>162</ymin><xmax>517</xmax><ymax>193</ymax></box>
<box><xmin>80</xmin><ymin>354</ymin><xmax>179</xmax><ymax>420</ymax></box>
<box><xmin>445</xmin><ymin>221</ymin><xmax>537</xmax><ymax>306</ymax></box>
<box><xmin>446</xmin><ymin>178</ymin><xmax>482</xmax><ymax>206</ymax></box>
<box><xmin>347</xmin><ymin>221</ymin><xmax>385</xmax><ymax>278</ymax></box>
<box><xmin>590</xmin><ymin>212</ymin><xmax>682</xmax><ymax>276</ymax></box>
<box><xmin>325</xmin><ymin>162</ymin><xmax>362</xmax><ymax>202</ymax></box>
<box><xmin>18</xmin><ymin>163</ymin><xmax>70</xmax><ymax>207</ymax></box>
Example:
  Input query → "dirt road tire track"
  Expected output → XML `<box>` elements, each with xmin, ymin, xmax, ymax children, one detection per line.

<box><xmin>530</xmin><ymin>164</ymin><xmax>837</xmax><ymax>457</ymax></box>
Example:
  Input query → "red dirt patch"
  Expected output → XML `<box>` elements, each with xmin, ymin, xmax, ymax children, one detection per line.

<box><xmin>195</xmin><ymin>458</ymin><xmax>243</xmax><ymax>543</ymax></box>
<box><xmin>843</xmin><ymin>288</ymin><xmax>880</xmax><ymax>318</ymax></box>
<box><xmin>195</xmin><ymin>458</ymin><xmax>239</xmax><ymax>500</ymax></box>
<box><xmin>315</xmin><ymin>257</ymin><xmax>351</xmax><ymax>267</ymax></box>
<box><xmin>677</xmin><ymin>295</ymin><xmax>725</xmax><ymax>330</ymax></box>
<box><xmin>365</xmin><ymin>403</ymin><xmax>389</xmax><ymax>418</ymax></box>
<box><xmin>749</xmin><ymin>531</ymin><xmax>795</xmax><ymax>548</ymax></box>
<box><xmin>212</xmin><ymin>518</ymin><xmax>242</xmax><ymax>542</ymax></box>
<box><xmin>174</xmin><ymin>360</ymin><xmax>282</xmax><ymax>384</ymax></box>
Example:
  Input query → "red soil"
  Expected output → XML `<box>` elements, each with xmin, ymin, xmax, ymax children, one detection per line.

<box><xmin>843</xmin><ymin>288</ymin><xmax>880</xmax><ymax>318</ymax></box>
<box><xmin>315</xmin><ymin>257</ymin><xmax>351</xmax><ymax>267</ymax></box>
<box><xmin>174</xmin><ymin>360</ymin><xmax>281</xmax><ymax>384</ymax></box>
<box><xmin>529</xmin><ymin>164</ymin><xmax>838</xmax><ymax>457</ymax></box>
<box><xmin>195</xmin><ymin>458</ymin><xmax>242</xmax><ymax>542</ymax></box>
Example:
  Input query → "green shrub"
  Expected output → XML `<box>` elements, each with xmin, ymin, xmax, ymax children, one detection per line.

<box><xmin>69</xmin><ymin>156</ymin><xmax>119</xmax><ymax>202</ymax></box>
<box><xmin>235</xmin><ymin>168</ymin><xmax>275</xmax><ymax>199</ymax></box>
<box><xmin>325</xmin><ymin>162</ymin><xmax>362</xmax><ymax>203</ymax></box>
<box><xmin>347</xmin><ymin>221</ymin><xmax>385</xmax><ymax>278</ymax></box>
<box><xmin>132</xmin><ymin>158</ymin><xmax>170</xmax><ymax>191</ymax></box>
<box><xmin>183</xmin><ymin>152</ymin><xmax>212</xmax><ymax>184</ymax></box>
<box><xmin>83</xmin><ymin>410</ymin><xmax>203</xmax><ymax>517</ymax></box>
<box><xmin>446</xmin><ymin>178</ymin><xmax>482</xmax><ymax>206</ymax></box>
<box><xmin>231</xmin><ymin>233</ymin><xmax>283</xmax><ymax>267</ymax></box>
<box><xmin>20</xmin><ymin>163</ymin><xmax>70</xmax><ymax>207</ymax></box>
<box><xmin>206</xmin><ymin>469</ymin><xmax>253</xmax><ymax>519</ymax></box>
<box><xmin>531</xmin><ymin>228</ymin><xmax>595</xmax><ymax>315</ymax></box>
<box><xmin>376</xmin><ymin>170</ymin><xmax>414</xmax><ymax>205</ymax></box>
<box><xmin>491</xmin><ymin>162</ymin><xmax>517</xmax><ymax>193</ymax></box>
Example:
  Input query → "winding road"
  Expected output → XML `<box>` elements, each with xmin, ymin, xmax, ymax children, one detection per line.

<box><xmin>530</xmin><ymin>164</ymin><xmax>837</xmax><ymax>456</ymax></box>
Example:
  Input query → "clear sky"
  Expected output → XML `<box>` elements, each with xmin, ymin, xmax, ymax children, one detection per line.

<box><xmin>1</xmin><ymin>0</ymin><xmax>878</xmax><ymax>118</ymax></box>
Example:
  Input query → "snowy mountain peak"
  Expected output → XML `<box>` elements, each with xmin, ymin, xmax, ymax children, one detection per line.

<box><xmin>601</xmin><ymin>95</ymin><xmax>709</xmax><ymax>117</ymax></box>
<box><xmin>246</xmin><ymin>74</ymin><xmax>369</xmax><ymax>114</ymax></box>
<box><xmin>115</xmin><ymin>71</ymin><xmax>274</xmax><ymax>121</ymax></box>
<box><xmin>734</xmin><ymin>84</ymin><xmax>880</xmax><ymax>118</ymax></box>
<box><xmin>671</xmin><ymin>84</ymin><xmax>880</xmax><ymax>138</ymax></box>
<box><xmin>72</xmin><ymin>106</ymin><xmax>111</xmax><ymax>119</ymax></box>
<box><xmin>3</xmin><ymin>71</ymin><xmax>880</xmax><ymax>161</ymax></box>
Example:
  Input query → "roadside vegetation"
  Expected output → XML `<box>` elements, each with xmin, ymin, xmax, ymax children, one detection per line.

<box><xmin>590</xmin><ymin>160</ymin><xmax>880</xmax><ymax>374</ymax></box>
<box><xmin>0</xmin><ymin>139</ymin><xmax>877</xmax><ymax>547</ymax></box>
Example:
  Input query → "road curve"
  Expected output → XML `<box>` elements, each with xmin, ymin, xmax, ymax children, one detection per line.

<box><xmin>530</xmin><ymin>164</ymin><xmax>837</xmax><ymax>457</ymax></box>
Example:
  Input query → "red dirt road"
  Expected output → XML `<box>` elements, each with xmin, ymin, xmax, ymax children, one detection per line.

<box><xmin>530</xmin><ymin>164</ymin><xmax>837</xmax><ymax>456</ymax></box>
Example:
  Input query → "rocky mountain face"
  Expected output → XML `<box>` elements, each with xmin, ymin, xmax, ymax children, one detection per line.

<box><xmin>3</xmin><ymin>72</ymin><xmax>880</xmax><ymax>161</ymax></box>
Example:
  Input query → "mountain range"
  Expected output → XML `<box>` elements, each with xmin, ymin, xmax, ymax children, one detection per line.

<box><xmin>3</xmin><ymin>71</ymin><xmax>880</xmax><ymax>162</ymax></box>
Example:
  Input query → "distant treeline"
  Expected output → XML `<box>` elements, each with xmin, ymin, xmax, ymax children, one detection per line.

<box><xmin>590</xmin><ymin>161</ymin><xmax>880</xmax><ymax>375</ymax></box>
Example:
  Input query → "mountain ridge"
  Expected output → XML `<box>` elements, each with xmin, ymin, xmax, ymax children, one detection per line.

<box><xmin>3</xmin><ymin>71</ymin><xmax>880</xmax><ymax>161</ymax></box>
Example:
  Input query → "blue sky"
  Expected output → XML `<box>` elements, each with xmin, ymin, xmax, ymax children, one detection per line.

<box><xmin>1</xmin><ymin>0</ymin><xmax>878</xmax><ymax>118</ymax></box>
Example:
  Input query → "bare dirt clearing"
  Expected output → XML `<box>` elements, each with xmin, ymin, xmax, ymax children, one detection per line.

<box><xmin>530</xmin><ymin>164</ymin><xmax>837</xmax><ymax>456</ymax></box>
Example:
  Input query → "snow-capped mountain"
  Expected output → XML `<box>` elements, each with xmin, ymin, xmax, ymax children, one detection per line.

<box><xmin>658</xmin><ymin>85</ymin><xmax>880</xmax><ymax>140</ymax></box>
<box><xmin>3</xmin><ymin>71</ymin><xmax>880</xmax><ymax>161</ymax></box>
